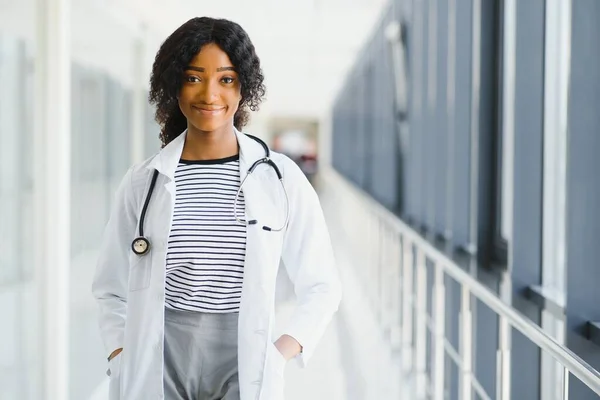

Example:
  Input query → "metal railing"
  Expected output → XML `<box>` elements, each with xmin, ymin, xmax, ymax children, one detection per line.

<box><xmin>320</xmin><ymin>167</ymin><xmax>600</xmax><ymax>399</ymax></box>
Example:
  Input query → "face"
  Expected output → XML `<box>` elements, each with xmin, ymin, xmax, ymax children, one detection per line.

<box><xmin>178</xmin><ymin>43</ymin><xmax>242</xmax><ymax>134</ymax></box>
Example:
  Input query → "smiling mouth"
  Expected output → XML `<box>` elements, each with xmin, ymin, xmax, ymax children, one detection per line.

<box><xmin>192</xmin><ymin>106</ymin><xmax>226</xmax><ymax>115</ymax></box>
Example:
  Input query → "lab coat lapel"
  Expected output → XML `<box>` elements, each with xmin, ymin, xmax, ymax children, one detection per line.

<box><xmin>145</xmin><ymin>130</ymin><xmax>187</xmax><ymax>198</ymax></box>
<box><xmin>235</xmin><ymin>129</ymin><xmax>284</xmax><ymax>400</ymax></box>
<box><xmin>235</xmin><ymin>128</ymin><xmax>264</xmax><ymax>183</ymax></box>
<box><xmin>235</xmin><ymin>127</ymin><xmax>272</xmax><ymax>284</ymax></box>
<box><xmin>235</xmin><ymin>129</ymin><xmax>272</xmax><ymax>231</ymax></box>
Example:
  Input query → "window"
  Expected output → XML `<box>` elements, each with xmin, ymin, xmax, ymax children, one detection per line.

<box><xmin>0</xmin><ymin>4</ymin><xmax>40</xmax><ymax>397</ymax></box>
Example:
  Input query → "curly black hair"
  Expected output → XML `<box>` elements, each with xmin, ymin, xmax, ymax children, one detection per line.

<box><xmin>149</xmin><ymin>17</ymin><xmax>266</xmax><ymax>147</ymax></box>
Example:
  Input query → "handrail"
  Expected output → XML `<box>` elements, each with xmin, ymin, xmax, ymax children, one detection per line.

<box><xmin>324</xmin><ymin>167</ymin><xmax>600</xmax><ymax>396</ymax></box>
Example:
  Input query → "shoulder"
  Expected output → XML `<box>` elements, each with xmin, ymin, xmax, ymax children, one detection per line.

<box><xmin>130</xmin><ymin>154</ymin><xmax>157</xmax><ymax>184</ymax></box>
<box><xmin>270</xmin><ymin>151</ymin><xmax>318</xmax><ymax>200</ymax></box>
<box><xmin>271</xmin><ymin>151</ymin><xmax>306</xmax><ymax>182</ymax></box>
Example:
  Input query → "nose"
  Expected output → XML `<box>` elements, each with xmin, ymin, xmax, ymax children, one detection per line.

<box><xmin>197</xmin><ymin>79</ymin><xmax>220</xmax><ymax>104</ymax></box>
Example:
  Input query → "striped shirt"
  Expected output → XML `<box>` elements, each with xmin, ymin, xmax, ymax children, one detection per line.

<box><xmin>165</xmin><ymin>154</ymin><xmax>246</xmax><ymax>313</ymax></box>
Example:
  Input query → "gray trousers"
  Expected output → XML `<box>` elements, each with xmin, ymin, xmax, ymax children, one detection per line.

<box><xmin>163</xmin><ymin>307</ymin><xmax>240</xmax><ymax>400</ymax></box>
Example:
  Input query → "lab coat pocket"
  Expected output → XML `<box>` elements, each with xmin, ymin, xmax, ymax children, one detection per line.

<box><xmin>262</xmin><ymin>342</ymin><xmax>286</xmax><ymax>399</ymax></box>
<box><xmin>268</xmin><ymin>342</ymin><xmax>287</xmax><ymax>376</ymax></box>
<box><xmin>128</xmin><ymin>254</ymin><xmax>151</xmax><ymax>291</ymax></box>
<box><xmin>106</xmin><ymin>353</ymin><xmax>122</xmax><ymax>400</ymax></box>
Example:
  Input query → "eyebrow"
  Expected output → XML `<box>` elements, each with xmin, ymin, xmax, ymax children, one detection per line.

<box><xmin>185</xmin><ymin>66</ymin><xmax>236</xmax><ymax>72</ymax></box>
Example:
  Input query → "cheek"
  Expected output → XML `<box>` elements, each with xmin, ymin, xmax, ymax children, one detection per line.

<box><xmin>233</xmin><ymin>84</ymin><xmax>242</xmax><ymax>104</ymax></box>
<box><xmin>178</xmin><ymin>88</ymin><xmax>198</xmax><ymax>118</ymax></box>
<box><xmin>228</xmin><ymin>91</ymin><xmax>242</xmax><ymax>114</ymax></box>
<box><xmin>177</xmin><ymin>89</ymin><xmax>190</xmax><ymax>109</ymax></box>
<box><xmin>178</xmin><ymin>97</ymin><xmax>190</xmax><ymax>120</ymax></box>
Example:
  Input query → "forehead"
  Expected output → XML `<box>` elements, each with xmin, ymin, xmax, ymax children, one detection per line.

<box><xmin>188</xmin><ymin>43</ymin><xmax>235</xmax><ymax>69</ymax></box>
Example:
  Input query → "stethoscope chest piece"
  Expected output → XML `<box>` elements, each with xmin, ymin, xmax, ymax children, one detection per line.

<box><xmin>132</xmin><ymin>237</ymin><xmax>150</xmax><ymax>256</ymax></box>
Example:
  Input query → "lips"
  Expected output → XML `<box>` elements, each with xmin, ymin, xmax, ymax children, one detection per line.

<box><xmin>192</xmin><ymin>105</ymin><xmax>226</xmax><ymax>116</ymax></box>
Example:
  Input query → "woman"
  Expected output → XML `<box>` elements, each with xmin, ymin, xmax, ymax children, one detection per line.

<box><xmin>92</xmin><ymin>16</ymin><xmax>342</xmax><ymax>400</ymax></box>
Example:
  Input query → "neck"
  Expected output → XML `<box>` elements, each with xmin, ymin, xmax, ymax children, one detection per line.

<box><xmin>182</xmin><ymin>124</ymin><xmax>238</xmax><ymax>161</ymax></box>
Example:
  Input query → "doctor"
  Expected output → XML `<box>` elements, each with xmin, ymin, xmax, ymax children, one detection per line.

<box><xmin>92</xmin><ymin>16</ymin><xmax>342</xmax><ymax>400</ymax></box>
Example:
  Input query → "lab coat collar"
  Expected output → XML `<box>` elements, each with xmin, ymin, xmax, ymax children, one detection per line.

<box><xmin>145</xmin><ymin>130</ymin><xmax>186</xmax><ymax>180</ymax></box>
<box><xmin>145</xmin><ymin>126</ymin><xmax>266</xmax><ymax>182</ymax></box>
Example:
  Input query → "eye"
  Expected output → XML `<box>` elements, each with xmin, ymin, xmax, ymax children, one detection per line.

<box><xmin>221</xmin><ymin>76</ymin><xmax>235</xmax><ymax>84</ymax></box>
<box><xmin>185</xmin><ymin>76</ymin><xmax>200</xmax><ymax>83</ymax></box>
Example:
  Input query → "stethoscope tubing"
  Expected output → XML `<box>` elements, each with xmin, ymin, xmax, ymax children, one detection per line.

<box><xmin>131</xmin><ymin>134</ymin><xmax>289</xmax><ymax>256</ymax></box>
<box><xmin>139</xmin><ymin>169</ymin><xmax>159</xmax><ymax>238</ymax></box>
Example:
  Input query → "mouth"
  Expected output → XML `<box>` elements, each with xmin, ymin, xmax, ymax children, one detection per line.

<box><xmin>192</xmin><ymin>106</ymin><xmax>226</xmax><ymax>116</ymax></box>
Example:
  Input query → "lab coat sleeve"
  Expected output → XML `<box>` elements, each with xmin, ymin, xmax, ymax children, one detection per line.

<box><xmin>92</xmin><ymin>166</ymin><xmax>138</xmax><ymax>357</ymax></box>
<box><xmin>280</xmin><ymin>158</ymin><xmax>342</xmax><ymax>368</ymax></box>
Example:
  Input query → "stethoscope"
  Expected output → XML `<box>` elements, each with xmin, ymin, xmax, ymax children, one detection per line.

<box><xmin>131</xmin><ymin>134</ymin><xmax>290</xmax><ymax>256</ymax></box>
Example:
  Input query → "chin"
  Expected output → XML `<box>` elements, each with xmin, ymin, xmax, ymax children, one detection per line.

<box><xmin>191</xmin><ymin>119</ymin><xmax>230</xmax><ymax>134</ymax></box>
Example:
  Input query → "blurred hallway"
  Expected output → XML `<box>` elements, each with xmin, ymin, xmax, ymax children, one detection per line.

<box><xmin>3</xmin><ymin>0</ymin><xmax>600</xmax><ymax>399</ymax></box>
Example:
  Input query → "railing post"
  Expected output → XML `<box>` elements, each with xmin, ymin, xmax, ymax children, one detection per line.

<box><xmin>370</xmin><ymin>211</ymin><xmax>377</xmax><ymax>310</ymax></box>
<box><xmin>433</xmin><ymin>263</ymin><xmax>446</xmax><ymax>400</ymax></box>
<box><xmin>496</xmin><ymin>315</ymin><xmax>511</xmax><ymax>400</ymax></box>
<box><xmin>381</xmin><ymin>226</ymin><xmax>394</xmax><ymax>336</ymax></box>
<box><xmin>415</xmin><ymin>248</ymin><xmax>428</xmax><ymax>398</ymax></box>
<box><xmin>496</xmin><ymin>272</ymin><xmax>511</xmax><ymax>400</ymax></box>
<box><xmin>562</xmin><ymin>367</ymin><xmax>570</xmax><ymax>400</ymax></box>
<box><xmin>459</xmin><ymin>285</ymin><xmax>473</xmax><ymax>400</ymax></box>
<box><xmin>401</xmin><ymin>238</ymin><xmax>414</xmax><ymax>373</ymax></box>
<box><xmin>391</xmin><ymin>232</ymin><xmax>403</xmax><ymax>349</ymax></box>
<box><xmin>378</xmin><ymin>221</ymin><xmax>386</xmax><ymax>327</ymax></box>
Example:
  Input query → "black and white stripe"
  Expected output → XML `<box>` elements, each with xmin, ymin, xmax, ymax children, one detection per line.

<box><xmin>165</xmin><ymin>155</ymin><xmax>246</xmax><ymax>313</ymax></box>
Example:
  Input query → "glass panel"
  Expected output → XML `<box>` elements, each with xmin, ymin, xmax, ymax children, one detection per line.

<box><xmin>0</xmin><ymin>1</ymin><xmax>39</xmax><ymax>398</ymax></box>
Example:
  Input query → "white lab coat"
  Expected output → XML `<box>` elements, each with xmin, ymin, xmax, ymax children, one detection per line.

<box><xmin>92</xmin><ymin>129</ymin><xmax>342</xmax><ymax>400</ymax></box>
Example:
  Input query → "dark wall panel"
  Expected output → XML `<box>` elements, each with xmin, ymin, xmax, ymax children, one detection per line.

<box><xmin>370</xmin><ymin>24</ymin><xmax>401</xmax><ymax>210</ymax></box>
<box><xmin>421</xmin><ymin>0</ymin><xmax>434</xmax><ymax>230</ymax></box>
<box><xmin>450</xmin><ymin>0</ymin><xmax>473</xmax><ymax>249</ymax></box>
<box><xmin>475</xmin><ymin>0</ymin><xmax>500</xmax><ymax>266</ymax></box>
<box><xmin>434</xmin><ymin>0</ymin><xmax>449</xmax><ymax>236</ymax></box>
<box><xmin>408</xmin><ymin>0</ymin><xmax>425</xmax><ymax>224</ymax></box>
<box><xmin>566</xmin><ymin>1</ymin><xmax>600</xmax><ymax>398</ymax></box>
<box><xmin>445</xmin><ymin>275</ymin><xmax>461</xmax><ymax>400</ymax></box>
<box><xmin>510</xmin><ymin>0</ymin><xmax>546</xmax><ymax>398</ymax></box>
